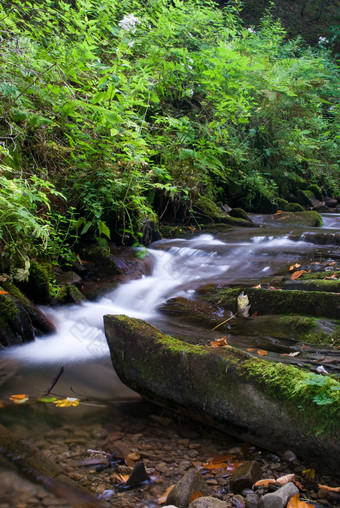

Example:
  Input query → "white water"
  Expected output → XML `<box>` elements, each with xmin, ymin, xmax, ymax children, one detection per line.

<box><xmin>2</xmin><ymin>232</ymin><xmax>321</xmax><ymax>365</ymax></box>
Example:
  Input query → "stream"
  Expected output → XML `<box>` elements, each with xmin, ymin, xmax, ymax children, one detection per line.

<box><xmin>0</xmin><ymin>214</ymin><xmax>339</xmax><ymax>505</ymax></box>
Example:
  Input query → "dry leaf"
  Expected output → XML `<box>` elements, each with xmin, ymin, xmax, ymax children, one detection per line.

<box><xmin>247</xmin><ymin>348</ymin><xmax>256</xmax><ymax>352</ymax></box>
<box><xmin>9</xmin><ymin>394</ymin><xmax>29</xmax><ymax>404</ymax></box>
<box><xmin>257</xmin><ymin>349</ymin><xmax>268</xmax><ymax>356</ymax></box>
<box><xmin>324</xmin><ymin>273</ymin><xmax>337</xmax><ymax>280</ymax></box>
<box><xmin>203</xmin><ymin>454</ymin><xmax>244</xmax><ymax>472</ymax></box>
<box><xmin>0</xmin><ymin>290</ymin><xmax>8</xmax><ymax>295</ymax></box>
<box><xmin>287</xmin><ymin>493</ymin><xmax>315</xmax><ymax>507</ymax></box>
<box><xmin>290</xmin><ymin>270</ymin><xmax>307</xmax><ymax>280</ymax></box>
<box><xmin>317</xmin><ymin>485</ymin><xmax>340</xmax><ymax>493</ymax></box>
<box><xmin>253</xmin><ymin>479</ymin><xmax>276</xmax><ymax>487</ymax></box>
<box><xmin>302</xmin><ymin>469</ymin><xmax>315</xmax><ymax>480</ymax></box>
<box><xmin>289</xmin><ymin>263</ymin><xmax>301</xmax><ymax>271</ymax></box>
<box><xmin>301</xmin><ymin>345</ymin><xmax>310</xmax><ymax>350</ymax></box>
<box><xmin>190</xmin><ymin>491</ymin><xmax>204</xmax><ymax>503</ymax></box>
<box><xmin>237</xmin><ymin>291</ymin><xmax>250</xmax><ymax>317</ymax></box>
<box><xmin>252</xmin><ymin>284</ymin><xmax>261</xmax><ymax>289</ymax></box>
<box><xmin>158</xmin><ymin>485</ymin><xmax>175</xmax><ymax>504</ymax></box>
<box><xmin>209</xmin><ymin>336</ymin><xmax>230</xmax><ymax>348</ymax></box>
<box><xmin>275</xmin><ymin>474</ymin><xmax>295</xmax><ymax>486</ymax></box>
<box><xmin>53</xmin><ymin>397</ymin><xmax>80</xmax><ymax>407</ymax></box>
<box><xmin>280</xmin><ymin>352</ymin><xmax>300</xmax><ymax>357</ymax></box>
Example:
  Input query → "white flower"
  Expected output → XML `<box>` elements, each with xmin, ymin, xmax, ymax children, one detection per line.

<box><xmin>118</xmin><ymin>14</ymin><xmax>141</xmax><ymax>33</ymax></box>
<box><xmin>188</xmin><ymin>65</ymin><xmax>193</xmax><ymax>70</ymax></box>
<box><xmin>318</xmin><ymin>36</ymin><xmax>329</xmax><ymax>44</ymax></box>
<box><xmin>128</xmin><ymin>40</ymin><xmax>134</xmax><ymax>48</ymax></box>
<box><xmin>247</xmin><ymin>27</ymin><xmax>255</xmax><ymax>33</ymax></box>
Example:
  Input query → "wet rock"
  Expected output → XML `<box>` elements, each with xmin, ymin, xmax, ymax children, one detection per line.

<box><xmin>245</xmin><ymin>492</ymin><xmax>260</xmax><ymax>508</ymax></box>
<box><xmin>258</xmin><ymin>482</ymin><xmax>299</xmax><ymax>508</ymax></box>
<box><xmin>189</xmin><ymin>496</ymin><xmax>229</xmax><ymax>507</ymax></box>
<box><xmin>229</xmin><ymin>462</ymin><xmax>262</xmax><ymax>494</ymax></box>
<box><xmin>80</xmin><ymin>243</ymin><xmax>122</xmax><ymax>277</ymax></box>
<box><xmin>283</xmin><ymin>279</ymin><xmax>340</xmax><ymax>293</ymax></box>
<box><xmin>232</xmin><ymin>494</ymin><xmax>246</xmax><ymax>507</ymax></box>
<box><xmin>104</xmin><ymin>315</ymin><xmax>340</xmax><ymax>470</ymax></box>
<box><xmin>167</xmin><ymin>470</ymin><xmax>210</xmax><ymax>508</ymax></box>
<box><xmin>229</xmin><ymin>208</ymin><xmax>253</xmax><ymax>223</ymax></box>
<box><xmin>56</xmin><ymin>270</ymin><xmax>82</xmax><ymax>286</ymax></box>
<box><xmin>158</xmin><ymin>297</ymin><xmax>228</xmax><ymax>327</ymax></box>
<box><xmin>272</xmin><ymin>211</ymin><xmax>322</xmax><ymax>227</ymax></box>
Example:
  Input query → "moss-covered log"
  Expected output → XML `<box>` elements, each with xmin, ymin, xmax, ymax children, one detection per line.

<box><xmin>104</xmin><ymin>315</ymin><xmax>340</xmax><ymax>471</ymax></box>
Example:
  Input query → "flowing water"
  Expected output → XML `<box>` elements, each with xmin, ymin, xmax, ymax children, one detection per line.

<box><xmin>0</xmin><ymin>214</ymin><xmax>339</xmax><ymax>427</ymax></box>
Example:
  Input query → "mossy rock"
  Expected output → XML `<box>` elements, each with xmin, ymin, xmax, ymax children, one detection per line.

<box><xmin>104</xmin><ymin>315</ymin><xmax>340</xmax><ymax>470</ymax></box>
<box><xmin>158</xmin><ymin>296</ymin><xmax>228</xmax><ymax>327</ymax></box>
<box><xmin>276</xmin><ymin>198</ymin><xmax>304</xmax><ymax>212</ymax></box>
<box><xmin>80</xmin><ymin>243</ymin><xmax>122</xmax><ymax>277</ymax></box>
<box><xmin>194</xmin><ymin>197</ymin><xmax>255</xmax><ymax>227</ymax></box>
<box><xmin>0</xmin><ymin>288</ymin><xmax>34</xmax><ymax>346</ymax></box>
<box><xmin>273</xmin><ymin>211</ymin><xmax>323</xmax><ymax>227</ymax></box>
<box><xmin>54</xmin><ymin>285</ymin><xmax>87</xmax><ymax>305</ymax></box>
<box><xmin>229</xmin><ymin>207</ymin><xmax>253</xmax><ymax>221</ymax></box>
<box><xmin>284</xmin><ymin>279</ymin><xmax>340</xmax><ymax>293</ymax></box>
<box><xmin>17</xmin><ymin>260</ymin><xmax>53</xmax><ymax>304</ymax></box>
<box><xmin>308</xmin><ymin>184</ymin><xmax>323</xmax><ymax>201</ymax></box>
<box><xmin>205</xmin><ymin>288</ymin><xmax>340</xmax><ymax>320</ymax></box>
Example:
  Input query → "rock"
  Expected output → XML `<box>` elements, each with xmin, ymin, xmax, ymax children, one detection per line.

<box><xmin>189</xmin><ymin>496</ymin><xmax>229</xmax><ymax>507</ymax></box>
<box><xmin>232</xmin><ymin>494</ymin><xmax>246</xmax><ymax>507</ymax></box>
<box><xmin>158</xmin><ymin>297</ymin><xmax>228</xmax><ymax>327</ymax></box>
<box><xmin>194</xmin><ymin>197</ymin><xmax>257</xmax><ymax>227</ymax></box>
<box><xmin>167</xmin><ymin>470</ymin><xmax>210</xmax><ymax>508</ymax></box>
<box><xmin>282</xmin><ymin>450</ymin><xmax>297</xmax><ymax>462</ymax></box>
<box><xmin>272</xmin><ymin>211</ymin><xmax>322</xmax><ymax>227</ymax></box>
<box><xmin>229</xmin><ymin>461</ymin><xmax>262</xmax><ymax>493</ymax></box>
<box><xmin>80</xmin><ymin>243</ymin><xmax>122</xmax><ymax>277</ymax></box>
<box><xmin>229</xmin><ymin>208</ymin><xmax>253</xmax><ymax>223</ymax></box>
<box><xmin>325</xmin><ymin>198</ymin><xmax>337</xmax><ymax>208</ymax></box>
<box><xmin>245</xmin><ymin>493</ymin><xmax>260</xmax><ymax>508</ymax></box>
<box><xmin>104</xmin><ymin>315</ymin><xmax>340</xmax><ymax>470</ymax></box>
<box><xmin>56</xmin><ymin>270</ymin><xmax>82</xmax><ymax>286</ymax></box>
<box><xmin>259</xmin><ymin>482</ymin><xmax>299</xmax><ymax>508</ymax></box>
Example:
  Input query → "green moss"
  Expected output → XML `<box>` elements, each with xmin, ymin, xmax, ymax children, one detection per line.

<box><xmin>240</xmin><ymin>359</ymin><xmax>340</xmax><ymax>435</ymax></box>
<box><xmin>276</xmin><ymin>211</ymin><xmax>323</xmax><ymax>227</ymax></box>
<box><xmin>0</xmin><ymin>289</ymin><xmax>19</xmax><ymax>320</ymax></box>
<box><xmin>308</xmin><ymin>184</ymin><xmax>322</xmax><ymax>200</ymax></box>
<box><xmin>302</xmin><ymin>271</ymin><xmax>340</xmax><ymax>280</ymax></box>
<box><xmin>195</xmin><ymin>196</ymin><xmax>222</xmax><ymax>217</ymax></box>
<box><xmin>276</xmin><ymin>198</ymin><xmax>304</xmax><ymax>212</ymax></box>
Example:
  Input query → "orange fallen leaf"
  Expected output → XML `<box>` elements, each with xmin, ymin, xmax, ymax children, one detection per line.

<box><xmin>280</xmin><ymin>352</ymin><xmax>300</xmax><ymax>357</ymax></box>
<box><xmin>9</xmin><ymin>394</ymin><xmax>29</xmax><ymax>404</ymax></box>
<box><xmin>252</xmin><ymin>284</ymin><xmax>262</xmax><ymax>289</ymax></box>
<box><xmin>328</xmin><ymin>261</ymin><xmax>336</xmax><ymax>266</ymax></box>
<box><xmin>289</xmin><ymin>263</ymin><xmax>301</xmax><ymax>271</ymax></box>
<box><xmin>287</xmin><ymin>493</ymin><xmax>315</xmax><ymax>507</ymax></box>
<box><xmin>0</xmin><ymin>290</ymin><xmax>8</xmax><ymax>295</ymax></box>
<box><xmin>257</xmin><ymin>349</ymin><xmax>268</xmax><ymax>356</ymax></box>
<box><xmin>247</xmin><ymin>348</ymin><xmax>256</xmax><ymax>352</ymax></box>
<box><xmin>290</xmin><ymin>270</ymin><xmax>307</xmax><ymax>280</ymax></box>
<box><xmin>324</xmin><ymin>273</ymin><xmax>337</xmax><ymax>280</ymax></box>
<box><xmin>275</xmin><ymin>474</ymin><xmax>296</xmax><ymax>486</ymax></box>
<box><xmin>301</xmin><ymin>345</ymin><xmax>310</xmax><ymax>350</ymax></box>
<box><xmin>190</xmin><ymin>491</ymin><xmax>204</xmax><ymax>503</ymax></box>
<box><xmin>209</xmin><ymin>336</ymin><xmax>230</xmax><ymax>348</ymax></box>
<box><xmin>253</xmin><ymin>479</ymin><xmax>276</xmax><ymax>487</ymax></box>
<box><xmin>203</xmin><ymin>454</ymin><xmax>244</xmax><ymax>472</ymax></box>
<box><xmin>317</xmin><ymin>484</ymin><xmax>340</xmax><ymax>493</ymax></box>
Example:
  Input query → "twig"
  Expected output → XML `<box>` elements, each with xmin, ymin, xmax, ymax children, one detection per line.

<box><xmin>212</xmin><ymin>312</ymin><xmax>237</xmax><ymax>331</ymax></box>
<box><xmin>44</xmin><ymin>365</ymin><xmax>64</xmax><ymax>395</ymax></box>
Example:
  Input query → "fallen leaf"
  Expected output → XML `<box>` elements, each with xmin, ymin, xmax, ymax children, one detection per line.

<box><xmin>257</xmin><ymin>349</ymin><xmax>268</xmax><ymax>356</ymax></box>
<box><xmin>324</xmin><ymin>273</ymin><xmax>337</xmax><ymax>280</ymax></box>
<box><xmin>53</xmin><ymin>397</ymin><xmax>80</xmax><ymax>407</ymax></box>
<box><xmin>209</xmin><ymin>336</ymin><xmax>230</xmax><ymax>348</ymax></box>
<box><xmin>287</xmin><ymin>493</ymin><xmax>316</xmax><ymax>507</ymax></box>
<box><xmin>0</xmin><ymin>401</ymin><xmax>5</xmax><ymax>408</ymax></box>
<box><xmin>253</xmin><ymin>479</ymin><xmax>276</xmax><ymax>487</ymax></box>
<box><xmin>275</xmin><ymin>473</ymin><xmax>295</xmax><ymax>486</ymax></box>
<box><xmin>302</xmin><ymin>469</ymin><xmax>315</xmax><ymax>480</ymax></box>
<box><xmin>317</xmin><ymin>484</ymin><xmax>340</xmax><ymax>493</ymax></box>
<box><xmin>9</xmin><ymin>394</ymin><xmax>29</xmax><ymax>404</ymax></box>
<box><xmin>158</xmin><ymin>484</ymin><xmax>175</xmax><ymax>504</ymax></box>
<box><xmin>301</xmin><ymin>345</ymin><xmax>310</xmax><ymax>350</ymax></box>
<box><xmin>290</xmin><ymin>270</ymin><xmax>307</xmax><ymax>280</ymax></box>
<box><xmin>203</xmin><ymin>454</ymin><xmax>244</xmax><ymax>472</ymax></box>
<box><xmin>289</xmin><ymin>263</ymin><xmax>301</xmax><ymax>271</ymax></box>
<box><xmin>280</xmin><ymin>352</ymin><xmax>300</xmax><ymax>357</ymax></box>
<box><xmin>250</xmin><ymin>311</ymin><xmax>258</xmax><ymax>319</ymax></box>
<box><xmin>0</xmin><ymin>290</ymin><xmax>8</xmax><ymax>295</ymax></box>
<box><xmin>237</xmin><ymin>291</ymin><xmax>250</xmax><ymax>317</ymax></box>
<box><xmin>252</xmin><ymin>284</ymin><xmax>261</xmax><ymax>289</ymax></box>
<box><xmin>328</xmin><ymin>261</ymin><xmax>336</xmax><ymax>266</ymax></box>
<box><xmin>190</xmin><ymin>491</ymin><xmax>204</xmax><ymax>503</ymax></box>
<box><xmin>247</xmin><ymin>348</ymin><xmax>256</xmax><ymax>352</ymax></box>
<box><xmin>39</xmin><ymin>396</ymin><xmax>58</xmax><ymax>403</ymax></box>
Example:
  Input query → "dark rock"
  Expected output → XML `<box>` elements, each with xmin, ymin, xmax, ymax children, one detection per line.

<box><xmin>17</xmin><ymin>260</ymin><xmax>52</xmax><ymax>304</ymax></box>
<box><xmin>167</xmin><ymin>470</ymin><xmax>210</xmax><ymax>508</ymax></box>
<box><xmin>259</xmin><ymin>482</ymin><xmax>299</xmax><ymax>508</ymax></box>
<box><xmin>282</xmin><ymin>450</ymin><xmax>297</xmax><ymax>462</ymax></box>
<box><xmin>56</xmin><ymin>270</ymin><xmax>82</xmax><ymax>286</ymax></box>
<box><xmin>158</xmin><ymin>297</ymin><xmax>228</xmax><ymax>327</ymax></box>
<box><xmin>104</xmin><ymin>316</ymin><xmax>340</xmax><ymax>471</ymax></box>
<box><xmin>142</xmin><ymin>220</ymin><xmax>161</xmax><ymax>246</ymax></box>
<box><xmin>189</xmin><ymin>497</ymin><xmax>229</xmax><ymax>507</ymax></box>
<box><xmin>80</xmin><ymin>244</ymin><xmax>122</xmax><ymax>277</ymax></box>
<box><xmin>287</xmin><ymin>191</ymin><xmax>313</xmax><ymax>208</ymax></box>
<box><xmin>229</xmin><ymin>461</ymin><xmax>262</xmax><ymax>494</ymax></box>
<box><xmin>283</xmin><ymin>279</ymin><xmax>340</xmax><ymax>293</ymax></box>
<box><xmin>325</xmin><ymin>198</ymin><xmax>337</xmax><ymax>208</ymax></box>
<box><xmin>229</xmin><ymin>208</ymin><xmax>253</xmax><ymax>222</ymax></box>
<box><xmin>245</xmin><ymin>493</ymin><xmax>260</xmax><ymax>508</ymax></box>
<box><xmin>232</xmin><ymin>494</ymin><xmax>246</xmax><ymax>507</ymax></box>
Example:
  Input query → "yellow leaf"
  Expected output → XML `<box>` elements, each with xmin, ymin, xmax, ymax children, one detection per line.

<box><xmin>289</xmin><ymin>263</ymin><xmax>301</xmax><ymax>271</ymax></box>
<box><xmin>302</xmin><ymin>469</ymin><xmax>315</xmax><ymax>480</ymax></box>
<box><xmin>158</xmin><ymin>485</ymin><xmax>175</xmax><ymax>504</ymax></box>
<box><xmin>53</xmin><ymin>397</ymin><xmax>80</xmax><ymax>407</ymax></box>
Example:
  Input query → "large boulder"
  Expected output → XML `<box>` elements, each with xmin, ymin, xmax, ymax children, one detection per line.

<box><xmin>104</xmin><ymin>315</ymin><xmax>340</xmax><ymax>471</ymax></box>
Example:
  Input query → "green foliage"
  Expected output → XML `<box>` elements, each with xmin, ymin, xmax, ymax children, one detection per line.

<box><xmin>0</xmin><ymin>0</ymin><xmax>339</xmax><ymax>271</ymax></box>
